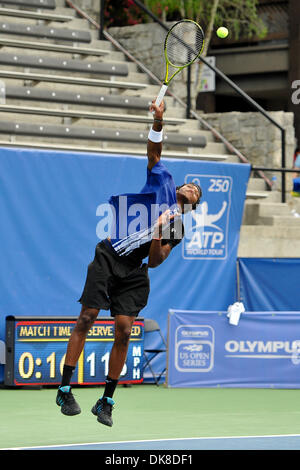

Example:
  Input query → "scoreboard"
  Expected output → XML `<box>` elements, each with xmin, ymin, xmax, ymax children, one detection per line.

<box><xmin>4</xmin><ymin>316</ymin><xmax>144</xmax><ymax>386</ymax></box>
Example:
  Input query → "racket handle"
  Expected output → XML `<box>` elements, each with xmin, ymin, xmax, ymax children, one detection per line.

<box><xmin>155</xmin><ymin>84</ymin><xmax>168</xmax><ymax>107</ymax></box>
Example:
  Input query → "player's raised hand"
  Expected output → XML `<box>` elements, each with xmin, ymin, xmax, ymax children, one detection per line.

<box><xmin>149</xmin><ymin>99</ymin><xmax>164</xmax><ymax>120</ymax></box>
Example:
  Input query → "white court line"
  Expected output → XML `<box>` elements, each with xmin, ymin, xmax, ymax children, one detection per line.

<box><xmin>2</xmin><ymin>434</ymin><xmax>300</xmax><ymax>450</ymax></box>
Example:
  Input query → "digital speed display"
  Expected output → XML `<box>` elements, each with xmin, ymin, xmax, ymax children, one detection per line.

<box><xmin>5</xmin><ymin>316</ymin><xmax>144</xmax><ymax>386</ymax></box>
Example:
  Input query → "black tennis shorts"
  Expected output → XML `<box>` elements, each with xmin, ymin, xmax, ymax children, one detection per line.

<box><xmin>78</xmin><ymin>240</ymin><xmax>150</xmax><ymax>317</ymax></box>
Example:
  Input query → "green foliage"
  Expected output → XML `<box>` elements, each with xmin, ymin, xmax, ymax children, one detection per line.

<box><xmin>103</xmin><ymin>0</ymin><xmax>267</xmax><ymax>41</ymax></box>
<box><xmin>144</xmin><ymin>0</ymin><xmax>178</xmax><ymax>21</ymax></box>
<box><xmin>145</xmin><ymin>0</ymin><xmax>267</xmax><ymax>40</ymax></box>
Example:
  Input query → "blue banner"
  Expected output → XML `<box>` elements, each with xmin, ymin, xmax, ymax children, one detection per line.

<box><xmin>0</xmin><ymin>147</ymin><xmax>250</xmax><ymax>382</ymax></box>
<box><xmin>239</xmin><ymin>258</ymin><xmax>300</xmax><ymax>311</ymax></box>
<box><xmin>167</xmin><ymin>310</ymin><xmax>300</xmax><ymax>388</ymax></box>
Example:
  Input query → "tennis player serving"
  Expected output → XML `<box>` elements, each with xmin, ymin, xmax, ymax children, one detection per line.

<box><xmin>56</xmin><ymin>98</ymin><xmax>202</xmax><ymax>427</ymax></box>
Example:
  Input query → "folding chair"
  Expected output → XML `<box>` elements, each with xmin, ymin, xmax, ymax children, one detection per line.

<box><xmin>143</xmin><ymin>319</ymin><xmax>167</xmax><ymax>386</ymax></box>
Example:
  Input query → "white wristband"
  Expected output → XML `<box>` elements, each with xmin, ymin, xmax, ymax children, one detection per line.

<box><xmin>148</xmin><ymin>127</ymin><xmax>163</xmax><ymax>143</ymax></box>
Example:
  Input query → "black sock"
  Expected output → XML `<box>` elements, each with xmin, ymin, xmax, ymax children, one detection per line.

<box><xmin>103</xmin><ymin>376</ymin><xmax>118</xmax><ymax>398</ymax></box>
<box><xmin>61</xmin><ymin>364</ymin><xmax>76</xmax><ymax>387</ymax></box>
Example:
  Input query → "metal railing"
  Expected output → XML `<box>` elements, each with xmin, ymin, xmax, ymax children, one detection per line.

<box><xmin>251</xmin><ymin>166</ymin><xmax>297</xmax><ymax>199</ymax></box>
<box><xmin>252</xmin><ymin>167</ymin><xmax>296</xmax><ymax>174</ymax></box>
<box><xmin>97</xmin><ymin>0</ymin><xmax>287</xmax><ymax>202</ymax></box>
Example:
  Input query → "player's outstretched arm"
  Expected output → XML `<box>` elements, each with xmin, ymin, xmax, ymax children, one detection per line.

<box><xmin>147</xmin><ymin>99</ymin><xmax>164</xmax><ymax>170</ymax></box>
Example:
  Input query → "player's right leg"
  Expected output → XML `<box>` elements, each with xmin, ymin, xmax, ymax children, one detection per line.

<box><xmin>56</xmin><ymin>305</ymin><xmax>99</xmax><ymax>416</ymax></box>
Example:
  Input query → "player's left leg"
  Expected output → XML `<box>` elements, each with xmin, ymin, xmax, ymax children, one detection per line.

<box><xmin>91</xmin><ymin>314</ymin><xmax>136</xmax><ymax>427</ymax></box>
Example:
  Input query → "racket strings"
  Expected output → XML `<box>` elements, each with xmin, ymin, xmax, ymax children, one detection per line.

<box><xmin>166</xmin><ymin>21</ymin><xmax>204</xmax><ymax>68</ymax></box>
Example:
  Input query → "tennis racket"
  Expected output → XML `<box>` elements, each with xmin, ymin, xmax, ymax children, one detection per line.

<box><xmin>155</xmin><ymin>19</ymin><xmax>205</xmax><ymax>107</ymax></box>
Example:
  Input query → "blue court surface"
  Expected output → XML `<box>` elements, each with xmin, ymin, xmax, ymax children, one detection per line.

<box><xmin>6</xmin><ymin>434</ymin><xmax>300</xmax><ymax>450</ymax></box>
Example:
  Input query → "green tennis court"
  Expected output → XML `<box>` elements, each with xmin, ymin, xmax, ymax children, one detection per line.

<box><xmin>1</xmin><ymin>385</ymin><xmax>300</xmax><ymax>450</ymax></box>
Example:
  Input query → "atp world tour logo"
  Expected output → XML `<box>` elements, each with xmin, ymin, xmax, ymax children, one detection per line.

<box><xmin>183</xmin><ymin>174</ymin><xmax>232</xmax><ymax>260</ymax></box>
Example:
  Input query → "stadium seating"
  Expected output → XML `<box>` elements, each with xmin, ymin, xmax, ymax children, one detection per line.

<box><xmin>0</xmin><ymin>1</ymin><xmax>217</xmax><ymax>159</ymax></box>
<box><xmin>0</xmin><ymin>0</ymin><xmax>278</xmax><ymax>181</ymax></box>
<box><xmin>0</xmin><ymin>21</ymin><xmax>91</xmax><ymax>42</ymax></box>
<box><xmin>0</xmin><ymin>37</ymin><xmax>110</xmax><ymax>56</ymax></box>
<box><xmin>0</xmin><ymin>0</ymin><xmax>56</xmax><ymax>8</ymax></box>
<box><xmin>0</xmin><ymin>120</ymin><xmax>207</xmax><ymax>148</ymax></box>
<box><xmin>0</xmin><ymin>104</ymin><xmax>187</xmax><ymax>127</ymax></box>
<box><xmin>0</xmin><ymin>70</ymin><xmax>147</xmax><ymax>90</ymax></box>
<box><xmin>2</xmin><ymin>85</ymin><xmax>154</xmax><ymax>109</ymax></box>
<box><xmin>0</xmin><ymin>52</ymin><xmax>129</xmax><ymax>76</ymax></box>
<box><xmin>0</xmin><ymin>6</ymin><xmax>73</xmax><ymax>22</ymax></box>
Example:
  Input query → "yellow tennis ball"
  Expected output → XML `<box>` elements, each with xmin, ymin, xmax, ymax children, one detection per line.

<box><xmin>217</xmin><ymin>27</ymin><xmax>228</xmax><ymax>38</ymax></box>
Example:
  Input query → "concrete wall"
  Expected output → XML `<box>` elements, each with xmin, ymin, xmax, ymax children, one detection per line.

<box><xmin>201</xmin><ymin>111</ymin><xmax>295</xmax><ymax>186</ymax></box>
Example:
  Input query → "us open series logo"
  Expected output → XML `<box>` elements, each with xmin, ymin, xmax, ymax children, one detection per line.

<box><xmin>183</xmin><ymin>174</ymin><xmax>232</xmax><ymax>260</ymax></box>
<box><xmin>175</xmin><ymin>325</ymin><xmax>215</xmax><ymax>373</ymax></box>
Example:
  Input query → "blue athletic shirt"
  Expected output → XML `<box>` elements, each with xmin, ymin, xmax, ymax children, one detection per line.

<box><xmin>108</xmin><ymin>161</ymin><xmax>183</xmax><ymax>266</ymax></box>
